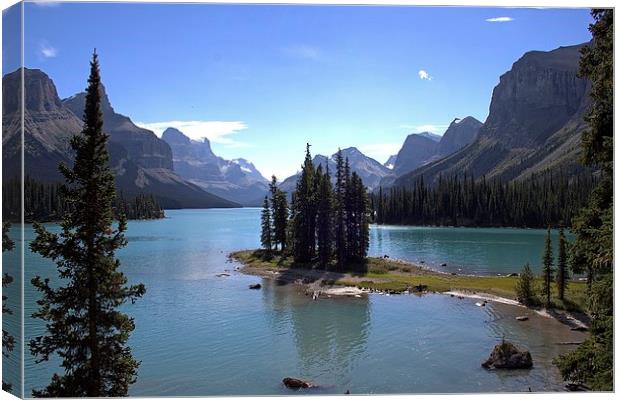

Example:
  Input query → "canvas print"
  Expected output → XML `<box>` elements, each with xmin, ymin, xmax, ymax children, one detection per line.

<box><xmin>1</xmin><ymin>1</ymin><xmax>614</xmax><ymax>397</ymax></box>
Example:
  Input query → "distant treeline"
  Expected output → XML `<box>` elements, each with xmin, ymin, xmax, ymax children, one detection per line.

<box><xmin>370</xmin><ymin>171</ymin><xmax>597</xmax><ymax>228</ymax></box>
<box><xmin>2</xmin><ymin>176</ymin><xmax>164</xmax><ymax>223</ymax></box>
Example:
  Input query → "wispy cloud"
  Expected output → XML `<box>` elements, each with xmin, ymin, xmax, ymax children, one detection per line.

<box><xmin>135</xmin><ymin>120</ymin><xmax>249</xmax><ymax>147</ymax></box>
<box><xmin>283</xmin><ymin>45</ymin><xmax>322</xmax><ymax>61</ymax></box>
<box><xmin>399</xmin><ymin>124</ymin><xmax>449</xmax><ymax>134</ymax></box>
<box><xmin>485</xmin><ymin>17</ymin><xmax>514</xmax><ymax>23</ymax></box>
<box><xmin>39</xmin><ymin>43</ymin><xmax>58</xmax><ymax>58</ymax></box>
<box><xmin>418</xmin><ymin>70</ymin><xmax>432</xmax><ymax>80</ymax></box>
<box><xmin>359</xmin><ymin>143</ymin><xmax>402</xmax><ymax>163</ymax></box>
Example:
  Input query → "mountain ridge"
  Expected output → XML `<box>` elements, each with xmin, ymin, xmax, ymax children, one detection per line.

<box><xmin>2</xmin><ymin>68</ymin><xmax>239</xmax><ymax>209</ymax></box>
<box><xmin>393</xmin><ymin>43</ymin><xmax>590</xmax><ymax>188</ymax></box>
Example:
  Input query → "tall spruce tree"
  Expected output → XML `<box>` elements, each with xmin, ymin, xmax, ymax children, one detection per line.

<box><xmin>351</xmin><ymin>173</ymin><xmax>370</xmax><ymax>260</ymax></box>
<box><xmin>555</xmin><ymin>9</ymin><xmax>613</xmax><ymax>390</ymax></box>
<box><xmin>334</xmin><ymin>149</ymin><xmax>347</xmax><ymax>269</ymax></box>
<box><xmin>260</xmin><ymin>196</ymin><xmax>273</xmax><ymax>252</ymax></box>
<box><xmin>556</xmin><ymin>228</ymin><xmax>569</xmax><ymax>300</ymax></box>
<box><xmin>316</xmin><ymin>163</ymin><xmax>334</xmax><ymax>267</ymax></box>
<box><xmin>273</xmin><ymin>188</ymin><xmax>289</xmax><ymax>251</ymax></box>
<box><xmin>291</xmin><ymin>144</ymin><xmax>317</xmax><ymax>263</ymax></box>
<box><xmin>269</xmin><ymin>176</ymin><xmax>288</xmax><ymax>251</ymax></box>
<box><xmin>541</xmin><ymin>228</ymin><xmax>554</xmax><ymax>308</ymax></box>
<box><xmin>2</xmin><ymin>222</ymin><xmax>15</xmax><ymax>392</ymax></box>
<box><xmin>29</xmin><ymin>51</ymin><xmax>145</xmax><ymax>397</ymax></box>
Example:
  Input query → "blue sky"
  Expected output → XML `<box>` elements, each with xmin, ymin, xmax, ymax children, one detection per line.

<box><xmin>11</xmin><ymin>2</ymin><xmax>593</xmax><ymax>179</ymax></box>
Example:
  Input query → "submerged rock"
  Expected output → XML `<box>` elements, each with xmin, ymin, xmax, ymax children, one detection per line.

<box><xmin>249</xmin><ymin>283</ymin><xmax>262</xmax><ymax>290</ymax></box>
<box><xmin>282</xmin><ymin>377</ymin><xmax>312</xmax><ymax>389</ymax></box>
<box><xmin>482</xmin><ymin>341</ymin><xmax>533</xmax><ymax>369</ymax></box>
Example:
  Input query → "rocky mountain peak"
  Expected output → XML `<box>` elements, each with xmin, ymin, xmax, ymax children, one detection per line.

<box><xmin>162</xmin><ymin>127</ymin><xmax>191</xmax><ymax>145</ymax></box>
<box><xmin>3</xmin><ymin>68</ymin><xmax>64</xmax><ymax>114</ymax></box>
<box><xmin>482</xmin><ymin>43</ymin><xmax>589</xmax><ymax>148</ymax></box>
<box><xmin>436</xmin><ymin>116</ymin><xmax>482</xmax><ymax>157</ymax></box>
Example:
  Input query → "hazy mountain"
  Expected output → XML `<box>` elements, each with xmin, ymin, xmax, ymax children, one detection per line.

<box><xmin>279</xmin><ymin>147</ymin><xmax>390</xmax><ymax>194</ymax></box>
<box><xmin>2</xmin><ymin>68</ymin><xmax>238</xmax><ymax>209</ymax></box>
<box><xmin>392</xmin><ymin>133</ymin><xmax>439</xmax><ymax>176</ymax></box>
<box><xmin>394</xmin><ymin>43</ymin><xmax>591</xmax><ymax>188</ymax></box>
<box><xmin>436</xmin><ymin>117</ymin><xmax>483</xmax><ymax>157</ymax></box>
<box><xmin>161</xmin><ymin>127</ymin><xmax>269</xmax><ymax>206</ymax></box>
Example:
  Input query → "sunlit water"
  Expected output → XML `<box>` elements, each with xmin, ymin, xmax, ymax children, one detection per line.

<box><xmin>3</xmin><ymin>208</ymin><xmax>584</xmax><ymax>396</ymax></box>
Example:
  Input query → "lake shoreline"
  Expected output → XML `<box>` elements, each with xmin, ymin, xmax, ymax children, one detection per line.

<box><xmin>230</xmin><ymin>249</ymin><xmax>590</xmax><ymax>331</ymax></box>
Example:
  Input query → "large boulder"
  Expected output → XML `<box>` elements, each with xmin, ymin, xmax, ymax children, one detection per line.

<box><xmin>482</xmin><ymin>341</ymin><xmax>533</xmax><ymax>369</ymax></box>
<box><xmin>282</xmin><ymin>377</ymin><xmax>312</xmax><ymax>389</ymax></box>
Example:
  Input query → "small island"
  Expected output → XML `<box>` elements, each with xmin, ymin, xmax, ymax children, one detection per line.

<box><xmin>232</xmin><ymin>145</ymin><xmax>589</xmax><ymax>321</ymax></box>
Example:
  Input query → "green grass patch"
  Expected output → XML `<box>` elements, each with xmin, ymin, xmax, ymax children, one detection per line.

<box><xmin>231</xmin><ymin>249</ymin><xmax>587</xmax><ymax>311</ymax></box>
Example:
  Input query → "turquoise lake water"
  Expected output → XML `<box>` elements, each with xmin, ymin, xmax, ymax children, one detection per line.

<box><xmin>2</xmin><ymin>208</ymin><xmax>583</xmax><ymax>396</ymax></box>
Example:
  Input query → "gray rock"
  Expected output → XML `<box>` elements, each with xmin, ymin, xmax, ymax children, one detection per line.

<box><xmin>482</xmin><ymin>341</ymin><xmax>533</xmax><ymax>369</ymax></box>
<box><xmin>282</xmin><ymin>377</ymin><xmax>312</xmax><ymax>389</ymax></box>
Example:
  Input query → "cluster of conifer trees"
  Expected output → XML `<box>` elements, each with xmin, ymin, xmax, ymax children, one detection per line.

<box><xmin>553</xmin><ymin>10</ymin><xmax>613</xmax><ymax>390</ymax></box>
<box><xmin>261</xmin><ymin>145</ymin><xmax>370</xmax><ymax>269</ymax></box>
<box><xmin>516</xmin><ymin>228</ymin><xmax>569</xmax><ymax>308</ymax></box>
<box><xmin>2</xmin><ymin>176</ymin><xmax>164</xmax><ymax>222</ymax></box>
<box><xmin>371</xmin><ymin>171</ymin><xmax>596</xmax><ymax>228</ymax></box>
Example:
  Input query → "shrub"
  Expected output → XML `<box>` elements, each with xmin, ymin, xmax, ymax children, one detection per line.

<box><xmin>515</xmin><ymin>263</ymin><xmax>535</xmax><ymax>305</ymax></box>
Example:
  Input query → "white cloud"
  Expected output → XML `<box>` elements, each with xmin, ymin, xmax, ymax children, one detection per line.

<box><xmin>135</xmin><ymin>120</ymin><xmax>249</xmax><ymax>147</ymax></box>
<box><xmin>40</xmin><ymin>44</ymin><xmax>57</xmax><ymax>58</ymax></box>
<box><xmin>414</xmin><ymin>124</ymin><xmax>449</xmax><ymax>134</ymax></box>
<box><xmin>485</xmin><ymin>17</ymin><xmax>514</xmax><ymax>22</ymax></box>
<box><xmin>284</xmin><ymin>45</ymin><xmax>321</xmax><ymax>60</ymax></box>
<box><xmin>418</xmin><ymin>70</ymin><xmax>432</xmax><ymax>80</ymax></box>
<box><xmin>399</xmin><ymin>123</ymin><xmax>449</xmax><ymax>134</ymax></box>
<box><xmin>359</xmin><ymin>143</ymin><xmax>402</xmax><ymax>163</ymax></box>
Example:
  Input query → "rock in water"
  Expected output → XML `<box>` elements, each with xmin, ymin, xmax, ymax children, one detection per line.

<box><xmin>516</xmin><ymin>316</ymin><xmax>529</xmax><ymax>321</ymax></box>
<box><xmin>249</xmin><ymin>283</ymin><xmax>262</xmax><ymax>290</ymax></box>
<box><xmin>282</xmin><ymin>377</ymin><xmax>312</xmax><ymax>389</ymax></box>
<box><xmin>482</xmin><ymin>341</ymin><xmax>533</xmax><ymax>369</ymax></box>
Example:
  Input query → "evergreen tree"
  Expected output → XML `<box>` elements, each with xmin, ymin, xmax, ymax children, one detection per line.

<box><xmin>268</xmin><ymin>175</ymin><xmax>289</xmax><ymax>252</ymax></box>
<box><xmin>515</xmin><ymin>263</ymin><xmax>535</xmax><ymax>306</ymax></box>
<box><xmin>29</xmin><ymin>51</ymin><xmax>146</xmax><ymax>397</ymax></box>
<box><xmin>2</xmin><ymin>222</ymin><xmax>15</xmax><ymax>392</ymax></box>
<box><xmin>555</xmin><ymin>10</ymin><xmax>613</xmax><ymax>391</ymax></box>
<box><xmin>260</xmin><ymin>196</ymin><xmax>273</xmax><ymax>252</ymax></box>
<box><xmin>316</xmin><ymin>164</ymin><xmax>334</xmax><ymax>267</ymax></box>
<box><xmin>541</xmin><ymin>228</ymin><xmax>554</xmax><ymax>308</ymax></box>
<box><xmin>556</xmin><ymin>228</ymin><xmax>569</xmax><ymax>300</ymax></box>
<box><xmin>291</xmin><ymin>144</ymin><xmax>317</xmax><ymax>263</ymax></box>
<box><xmin>273</xmin><ymin>188</ymin><xmax>289</xmax><ymax>252</ymax></box>
<box><xmin>334</xmin><ymin>149</ymin><xmax>347</xmax><ymax>269</ymax></box>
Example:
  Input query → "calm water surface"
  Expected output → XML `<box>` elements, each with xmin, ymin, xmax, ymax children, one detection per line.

<box><xmin>3</xmin><ymin>208</ymin><xmax>583</xmax><ymax>396</ymax></box>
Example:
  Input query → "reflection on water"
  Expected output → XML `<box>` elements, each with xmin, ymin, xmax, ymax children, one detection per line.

<box><xmin>3</xmin><ymin>209</ymin><xmax>586</xmax><ymax>396</ymax></box>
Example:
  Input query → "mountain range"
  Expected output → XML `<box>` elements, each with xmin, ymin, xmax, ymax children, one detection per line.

<box><xmin>2</xmin><ymin>68</ymin><xmax>238</xmax><ymax>209</ymax></box>
<box><xmin>161</xmin><ymin>127</ymin><xmax>269</xmax><ymax>206</ymax></box>
<box><xmin>394</xmin><ymin>43</ymin><xmax>590</xmax><ymax>188</ymax></box>
<box><xmin>2</xmin><ymin>42</ymin><xmax>591</xmax><ymax>208</ymax></box>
